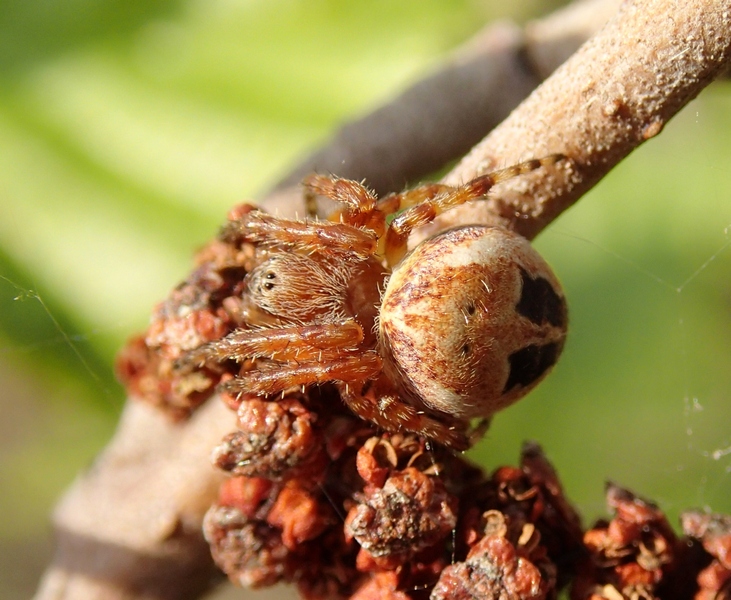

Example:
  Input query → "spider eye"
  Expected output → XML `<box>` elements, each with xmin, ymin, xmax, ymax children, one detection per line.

<box><xmin>256</xmin><ymin>270</ymin><xmax>277</xmax><ymax>292</ymax></box>
<box><xmin>263</xmin><ymin>273</ymin><xmax>276</xmax><ymax>291</ymax></box>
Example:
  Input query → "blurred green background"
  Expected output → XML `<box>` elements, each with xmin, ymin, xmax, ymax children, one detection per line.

<box><xmin>1</xmin><ymin>0</ymin><xmax>730</xmax><ymax>598</ymax></box>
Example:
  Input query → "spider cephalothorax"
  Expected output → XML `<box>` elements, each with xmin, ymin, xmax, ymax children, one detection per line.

<box><xmin>179</xmin><ymin>156</ymin><xmax>568</xmax><ymax>450</ymax></box>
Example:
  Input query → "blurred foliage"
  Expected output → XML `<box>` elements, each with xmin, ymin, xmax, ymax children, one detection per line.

<box><xmin>1</xmin><ymin>0</ymin><xmax>730</xmax><ymax>598</ymax></box>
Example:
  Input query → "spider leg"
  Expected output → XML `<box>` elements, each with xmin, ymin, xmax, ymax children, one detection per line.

<box><xmin>303</xmin><ymin>174</ymin><xmax>377</xmax><ymax>214</ymax></box>
<box><xmin>384</xmin><ymin>154</ymin><xmax>566</xmax><ymax>266</ymax></box>
<box><xmin>340</xmin><ymin>383</ymin><xmax>470</xmax><ymax>451</ymax></box>
<box><xmin>176</xmin><ymin>320</ymin><xmax>365</xmax><ymax>371</ymax></box>
<box><xmin>376</xmin><ymin>183</ymin><xmax>453</xmax><ymax>215</ymax></box>
<box><xmin>220</xmin><ymin>210</ymin><xmax>377</xmax><ymax>258</ymax></box>
<box><xmin>371</xmin><ymin>183</ymin><xmax>454</xmax><ymax>257</ymax></box>
<box><xmin>303</xmin><ymin>174</ymin><xmax>386</xmax><ymax>234</ymax></box>
<box><xmin>220</xmin><ymin>351</ymin><xmax>383</xmax><ymax>397</ymax></box>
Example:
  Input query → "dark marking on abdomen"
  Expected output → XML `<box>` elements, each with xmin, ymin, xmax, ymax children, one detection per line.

<box><xmin>504</xmin><ymin>342</ymin><xmax>561</xmax><ymax>392</ymax></box>
<box><xmin>515</xmin><ymin>268</ymin><xmax>567</xmax><ymax>327</ymax></box>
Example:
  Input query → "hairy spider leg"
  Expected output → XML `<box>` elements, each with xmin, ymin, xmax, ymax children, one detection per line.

<box><xmin>303</xmin><ymin>174</ymin><xmax>377</xmax><ymax>222</ymax></box>
<box><xmin>383</xmin><ymin>154</ymin><xmax>566</xmax><ymax>266</ymax></box>
<box><xmin>340</xmin><ymin>382</ymin><xmax>470</xmax><ymax>451</ymax></box>
<box><xmin>376</xmin><ymin>183</ymin><xmax>454</xmax><ymax>215</ymax></box>
<box><xmin>220</xmin><ymin>210</ymin><xmax>378</xmax><ymax>259</ymax></box>
<box><xmin>176</xmin><ymin>320</ymin><xmax>365</xmax><ymax>371</ymax></box>
<box><xmin>303</xmin><ymin>174</ymin><xmax>387</xmax><ymax>234</ymax></box>
<box><xmin>220</xmin><ymin>351</ymin><xmax>383</xmax><ymax>397</ymax></box>
<box><xmin>373</xmin><ymin>183</ymin><xmax>454</xmax><ymax>256</ymax></box>
<box><xmin>303</xmin><ymin>174</ymin><xmax>378</xmax><ymax>214</ymax></box>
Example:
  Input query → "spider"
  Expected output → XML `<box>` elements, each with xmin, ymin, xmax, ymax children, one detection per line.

<box><xmin>178</xmin><ymin>155</ymin><xmax>568</xmax><ymax>450</ymax></box>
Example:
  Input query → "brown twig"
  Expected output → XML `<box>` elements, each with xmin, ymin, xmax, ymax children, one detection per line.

<box><xmin>34</xmin><ymin>0</ymin><xmax>731</xmax><ymax>599</ymax></box>
<box><xmin>414</xmin><ymin>0</ymin><xmax>731</xmax><ymax>243</ymax></box>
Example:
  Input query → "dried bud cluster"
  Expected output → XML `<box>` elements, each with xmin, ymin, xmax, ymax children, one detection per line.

<box><xmin>118</xmin><ymin>204</ymin><xmax>731</xmax><ymax>600</ymax></box>
<box><xmin>203</xmin><ymin>433</ymin><xmax>584</xmax><ymax>600</ymax></box>
<box><xmin>117</xmin><ymin>204</ymin><xmax>260</xmax><ymax>419</ymax></box>
<box><xmin>572</xmin><ymin>484</ymin><xmax>681</xmax><ymax>600</ymax></box>
<box><xmin>571</xmin><ymin>484</ymin><xmax>731</xmax><ymax>600</ymax></box>
<box><xmin>681</xmin><ymin>511</ymin><xmax>731</xmax><ymax>599</ymax></box>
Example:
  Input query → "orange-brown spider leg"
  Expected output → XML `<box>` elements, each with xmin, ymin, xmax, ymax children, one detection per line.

<box><xmin>220</xmin><ymin>210</ymin><xmax>378</xmax><ymax>258</ymax></box>
<box><xmin>339</xmin><ymin>382</ymin><xmax>470</xmax><ymax>451</ymax></box>
<box><xmin>219</xmin><ymin>351</ymin><xmax>383</xmax><ymax>397</ymax></box>
<box><xmin>376</xmin><ymin>183</ymin><xmax>453</xmax><ymax>215</ymax></box>
<box><xmin>303</xmin><ymin>174</ymin><xmax>384</xmax><ymax>232</ymax></box>
<box><xmin>384</xmin><ymin>154</ymin><xmax>566</xmax><ymax>266</ymax></box>
<box><xmin>303</xmin><ymin>174</ymin><xmax>378</xmax><ymax>214</ymax></box>
<box><xmin>176</xmin><ymin>320</ymin><xmax>365</xmax><ymax>371</ymax></box>
<box><xmin>373</xmin><ymin>183</ymin><xmax>453</xmax><ymax>256</ymax></box>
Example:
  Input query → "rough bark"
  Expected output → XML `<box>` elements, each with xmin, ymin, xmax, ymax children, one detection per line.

<box><xmin>415</xmin><ymin>0</ymin><xmax>731</xmax><ymax>243</ymax></box>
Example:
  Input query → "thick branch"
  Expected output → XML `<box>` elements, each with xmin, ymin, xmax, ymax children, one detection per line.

<box><xmin>36</xmin><ymin>401</ymin><xmax>232</xmax><ymax>600</ymax></box>
<box><xmin>413</xmin><ymin>0</ymin><xmax>731</xmax><ymax>243</ymax></box>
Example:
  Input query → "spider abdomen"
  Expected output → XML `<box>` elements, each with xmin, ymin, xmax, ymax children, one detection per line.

<box><xmin>379</xmin><ymin>225</ymin><xmax>567</xmax><ymax>420</ymax></box>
